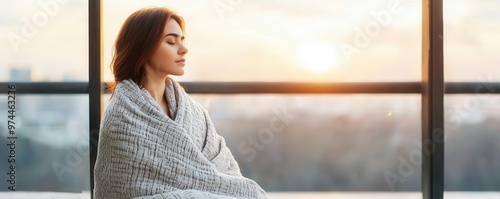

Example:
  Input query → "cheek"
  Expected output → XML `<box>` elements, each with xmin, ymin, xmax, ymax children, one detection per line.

<box><xmin>162</xmin><ymin>45</ymin><xmax>176</xmax><ymax>58</ymax></box>
<box><xmin>152</xmin><ymin>44</ymin><xmax>176</xmax><ymax>64</ymax></box>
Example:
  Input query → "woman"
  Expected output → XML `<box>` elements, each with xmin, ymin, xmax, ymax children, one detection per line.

<box><xmin>93</xmin><ymin>7</ymin><xmax>267</xmax><ymax>199</ymax></box>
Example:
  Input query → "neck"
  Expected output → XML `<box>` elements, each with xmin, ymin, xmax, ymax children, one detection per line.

<box><xmin>143</xmin><ymin>69</ymin><xmax>167</xmax><ymax>104</ymax></box>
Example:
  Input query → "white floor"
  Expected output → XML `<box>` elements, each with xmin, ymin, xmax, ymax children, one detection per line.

<box><xmin>268</xmin><ymin>192</ymin><xmax>500</xmax><ymax>199</ymax></box>
<box><xmin>0</xmin><ymin>192</ymin><xmax>499</xmax><ymax>199</ymax></box>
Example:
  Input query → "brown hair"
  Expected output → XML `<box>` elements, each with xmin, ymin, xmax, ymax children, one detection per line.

<box><xmin>107</xmin><ymin>7</ymin><xmax>185</xmax><ymax>97</ymax></box>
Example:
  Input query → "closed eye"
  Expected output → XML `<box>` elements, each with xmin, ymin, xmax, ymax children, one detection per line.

<box><xmin>164</xmin><ymin>33</ymin><xmax>185</xmax><ymax>45</ymax></box>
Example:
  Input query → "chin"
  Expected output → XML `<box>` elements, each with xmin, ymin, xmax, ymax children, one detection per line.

<box><xmin>170</xmin><ymin>70</ymin><xmax>185</xmax><ymax>76</ymax></box>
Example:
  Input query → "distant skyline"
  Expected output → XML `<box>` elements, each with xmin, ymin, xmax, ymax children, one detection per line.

<box><xmin>6</xmin><ymin>66</ymin><xmax>77</xmax><ymax>81</ymax></box>
<box><xmin>1</xmin><ymin>0</ymin><xmax>499</xmax><ymax>82</ymax></box>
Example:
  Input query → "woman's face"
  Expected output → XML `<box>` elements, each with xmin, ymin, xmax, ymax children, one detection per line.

<box><xmin>146</xmin><ymin>18</ymin><xmax>188</xmax><ymax>77</ymax></box>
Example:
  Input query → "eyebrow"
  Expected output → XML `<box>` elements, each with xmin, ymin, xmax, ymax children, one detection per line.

<box><xmin>164</xmin><ymin>33</ymin><xmax>185</xmax><ymax>40</ymax></box>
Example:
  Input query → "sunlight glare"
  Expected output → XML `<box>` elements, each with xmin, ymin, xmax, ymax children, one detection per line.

<box><xmin>296</xmin><ymin>43</ymin><xmax>342</xmax><ymax>73</ymax></box>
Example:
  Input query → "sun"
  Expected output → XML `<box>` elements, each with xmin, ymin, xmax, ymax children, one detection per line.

<box><xmin>296</xmin><ymin>42</ymin><xmax>342</xmax><ymax>73</ymax></box>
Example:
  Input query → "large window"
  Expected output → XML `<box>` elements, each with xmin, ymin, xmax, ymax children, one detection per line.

<box><xmin>443</xmin><ymin>0</ymin><xmax>500</xmax><ymax>82</ymax></box>
<box><xmin>193</xmin><ymin>94</ymin><xmax>422</xmax><ymax>191</ymax></box>
<box><xmin>443</xmin><ymin>0</ymin><xmax>500</xmax><ymax>197</ymax></box>
<box><xmin>444</xmin><ymin>95</ymin><xmax>500</xmax><ymax>192</ymax></box>
<box><xmin>0</xmin><ymin>1</ymin><xmax>88</xmax><ymax>82</ymax></box>
<box><xmin>103</xmin><ymin>0</ymin><xmax>421</xmax><ymax>82</ymax></box>
<box><xmin>0</xmin><ymin>95</ymin><xmax>90</xmax><ymax>192</ymax></box>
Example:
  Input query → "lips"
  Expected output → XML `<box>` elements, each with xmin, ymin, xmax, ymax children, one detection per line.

<box><xmin>175</xmin><ymin>58</ymin><xmax>185</xmax><ymax>62</ymax></box>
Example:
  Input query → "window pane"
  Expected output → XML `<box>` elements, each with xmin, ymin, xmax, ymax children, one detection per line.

<box><xmin>0</xmin><ymin>1</ymin><xmax>88</xmax><ymax>82</ymax></box>
<box><xmin>0</xmin><ymin>94</ymin><xmax>89</xmax><ymax>196</ymax></box>
<box><xmin>188</xmin><ymin>94</ymin><xmax>421</xmax><ymax>195</ymax></box>
<box><xmin>103</xmin><ymin>0</ymin><xmax>421</xmax><ymax>82</ymax></box>
<box><xmin>445</xmin><ymin>95</ymin><xmax>500</xmax><ymax>197</ymax></box>
<box><xmin>444</xmin><ymin>0</ymin><xmax>500</xmax><ymax>82</ymax></box>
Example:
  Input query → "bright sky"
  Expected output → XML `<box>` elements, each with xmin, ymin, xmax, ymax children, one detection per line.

<box><xmin>0</xmin><ymin>0</ymin><xmax>499</xmax><ymax>82</ymax></box>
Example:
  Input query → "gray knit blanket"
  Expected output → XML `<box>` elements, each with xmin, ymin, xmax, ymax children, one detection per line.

<box><xmin>93</xmin><ymin>78</ymin><xmax>267</xmax><ymax>199</ymax></box>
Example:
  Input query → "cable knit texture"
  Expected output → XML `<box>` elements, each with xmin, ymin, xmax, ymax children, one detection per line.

<box><xmin>93</xmin><ymin>77</ymin><xmax>267</xmax><ymax>199</ymax></box>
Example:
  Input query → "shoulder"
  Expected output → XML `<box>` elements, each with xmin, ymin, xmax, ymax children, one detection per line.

<box><xmin>101</xmin><ymin>81</ymin><xmax>134</xmax><ymax>125</ymax></box>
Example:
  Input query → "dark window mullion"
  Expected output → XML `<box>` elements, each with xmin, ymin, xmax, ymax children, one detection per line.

<box><xmin>89</xmin><ymin>0</ymin><xmax>102</xmax><ymax>198</ymax></box>
<box><xmin>119</xmin><ymin>82</ymin><xmax>423</xmax><ymax>94</ymax></box>
<box><xmin>0</xmin><ymin>82</ymin><xmax>88</xmax><ymax>94</ymax></box>
<box><xmin>1</xmin><ymin>82</ymin><xmax>500</xmax><ymax>94</ymax></box>
<box><xmin>422</xmin><ymin>0</ymin><xmax>444</xmax><ymax>199</ymax></box>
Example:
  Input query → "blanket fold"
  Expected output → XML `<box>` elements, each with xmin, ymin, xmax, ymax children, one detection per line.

<box><xmin>94</xmin><ymin>77</ymin><xmax>267</xmax><ymax>199</ymax></box>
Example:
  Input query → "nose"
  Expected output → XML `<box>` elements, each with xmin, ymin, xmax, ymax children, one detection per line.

<box><xmin>179</xmin><ymin>44</ymin><xmax>188</xmax><ymax>55</ymax></box>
